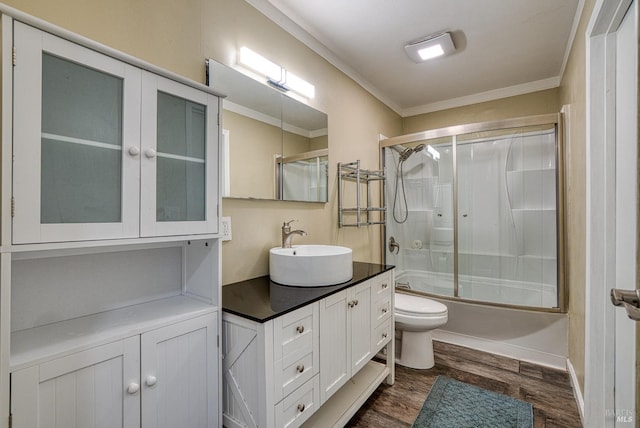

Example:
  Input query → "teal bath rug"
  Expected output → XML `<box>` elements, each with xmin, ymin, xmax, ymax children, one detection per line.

<box><xmin>413</xmin><ymin>376</ymin><xmax>533</xmax><ymax>428</ymax></box>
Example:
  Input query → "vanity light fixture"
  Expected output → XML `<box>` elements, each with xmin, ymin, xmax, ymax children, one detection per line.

<box><xmin>238</xmin><ymin>47</ymin><xmax>315</xmax><ymax>99</ymax></box>
<box><xmin>404</xmin><ymin>32</ymin><xmax>455</xmax><ymax>63</ymax></box>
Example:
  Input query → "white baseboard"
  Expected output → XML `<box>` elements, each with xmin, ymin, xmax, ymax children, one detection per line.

<box><xmin>432</xmin><ymin>330</ymin><xmax>567</xmax><ymax>370</ymax></box>
<box><xmin>566</xmin><ymin>358</ymin><xmax>585</xmax><ymax>425</ymax></box>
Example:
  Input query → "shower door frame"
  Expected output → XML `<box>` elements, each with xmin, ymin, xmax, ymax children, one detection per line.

<box><xmin>380</xmin><ymin>113</ymin><xmax>566</xmax><ymax>313</ymax></box>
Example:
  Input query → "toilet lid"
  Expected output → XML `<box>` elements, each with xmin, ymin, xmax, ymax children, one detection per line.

<box><xmin>395</xmin><ymin>293</ymin><xmax>448</xmax><ymax>315</ymax></box>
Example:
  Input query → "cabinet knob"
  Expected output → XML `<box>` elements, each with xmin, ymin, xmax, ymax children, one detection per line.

<box><xmin>145</xmin><ymin>375</ymin><xmax>158</xmax><ymax>387</ymax></box>
<box><xmin>127</xmin><ymin>382</ymin><xmax>140</xmax><ymax>394</ymax></box>
<box><xmin>382</xmin><ymin>308</ymin><xmax>388</xmax><ymax>314</ymax></box>
<box><xmin>382</xmin><ymin>332</ymin><xmax>388</xmax><ymax>339</ymax></box>
<box><xmin>128</xmin><ymin>146</ymin><xmax>140</xmax><ymax>156</ymax></box>
<box><xmin>296</xmin><ymin>364</ymin><xmax>305</xmax><ymax>373</ymax></box>
<box><xmin>297</xmin><ymin>403</ymin><xmax>306</xmax><ymax>413</ymax></box>
<box><xmin>348</xmin><ymin>301</ymin><xmax>354</xmax><ymax>308</ymax></box>
<box><xmin>296</xmin><ymin>325</ymin><xmax>305</xmax><ymax>334</ymax></box>
<box><xmin>144</xmin><ymin>148</ymin><xmax>157</xmax><ymax>159</ymax></box>
<box><xmin>354</xmin><ymin>299</ymin><xmax>359</xmax><ymax>306</ymax></box>
<box><xmin>382</xmin><ymin>283</ymin><xmax>388</xmax><ymax>289</ymax></box>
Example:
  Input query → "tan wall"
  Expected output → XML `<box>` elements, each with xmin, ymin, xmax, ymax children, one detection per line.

<box><xmin>403</xmin><ymin>89</ymin><xmax>559</xmax><ymax>133</ymax></box>
<box><xmin>558</xmin><ymin>0</ymin><xmax>597</xmax><ymax>395</ymax></box>
<box><xmin>224</xmin><ymin>111</ymin><xmax>281</xmax><ymax>199</ymax></box>
<box><xmin>3</xmin><ymin>0</ymin><xmax>403</xmax><ymax>284</ymax></box>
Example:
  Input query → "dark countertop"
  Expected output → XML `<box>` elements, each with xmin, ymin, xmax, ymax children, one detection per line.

<box><xmin>222</xmin><ymin>262</ymin><xmax>394</xmax><ymax>323</ymax></box>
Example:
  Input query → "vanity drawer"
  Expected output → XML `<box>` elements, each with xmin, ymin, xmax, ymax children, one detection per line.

<box><xmin>374</xmin><ymin>319</ymin><xmax>392</xmax><ymax>353</ymax></box>
<box><xmin>273</xmin><ymin>303</ymin><xmax>319</xmax><ymax>364</ymax></box>
<box><xmin>275</xmin><ymin>375</ymin><xmax>320</xmax><ymax>428</ymax></box>
<box><xmin>274</xmin><ymin>349</ymin><xmax>318</xmax><ymax>401</ymax></box>
<box><xmin>374</xmin><ymin>296</ymin><xmax>392</xmax><ymax>325</ymax></box>
<box><xmin>373</xmin><ymin>271</ymin><xmax>393</xmax><ymax>301</ymax></box>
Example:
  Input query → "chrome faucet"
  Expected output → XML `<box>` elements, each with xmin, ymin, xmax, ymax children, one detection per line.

<box><xmin>282</xmin><ymin>219</ymin><xmax>307</xmax><ymax>248</ymax></box>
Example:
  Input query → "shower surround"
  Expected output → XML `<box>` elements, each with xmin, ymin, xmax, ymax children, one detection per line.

<box><xmin>382</xmin><ymin>114</ymin><xmax>567</xmax><ymax>368</ymax></box>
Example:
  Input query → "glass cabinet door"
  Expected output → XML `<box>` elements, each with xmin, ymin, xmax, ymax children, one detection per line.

<box><xmin>140</xmin><ymin>73</ymin><xmax>219</xmax><ymax>237</ymax></box>
<box><xmin>12</xmin><ymin>22</ymin><xmax>141</xmax><ymax>244</ymax></box>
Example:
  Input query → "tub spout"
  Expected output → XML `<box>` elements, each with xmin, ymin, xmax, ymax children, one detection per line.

<box><xmin>396</xmin><ymin>281</ymin><xmax>411</xmax><ymax>290</ymax></box>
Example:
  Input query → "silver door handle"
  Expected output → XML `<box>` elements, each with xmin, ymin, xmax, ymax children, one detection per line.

<box><xmin>611</xmin><ymin>288</ymin><xmax>640</xmax><ymax>320</ymax></box>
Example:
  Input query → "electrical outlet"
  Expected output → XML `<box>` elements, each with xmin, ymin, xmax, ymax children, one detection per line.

<box><xmin>221</xmin><ymin>216</ymin><xmax>232</xmax><ymax>241</ymax></box>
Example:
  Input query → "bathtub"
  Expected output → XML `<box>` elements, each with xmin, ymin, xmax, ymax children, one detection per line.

<box><xmin>396</xmin><ymin>269</ymin><xmax>557</xmax><ymax>308</ymax></box>
<box><xmin>395</xmin><ymin>270</ymin><xmax>568</xmax><ymax>369</ymax></box>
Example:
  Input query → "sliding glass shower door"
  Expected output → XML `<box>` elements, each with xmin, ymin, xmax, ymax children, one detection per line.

<box><xmin>382</xmin><ymin>114</ymin><xmax>564</xmax><ymax>311</ymax></box>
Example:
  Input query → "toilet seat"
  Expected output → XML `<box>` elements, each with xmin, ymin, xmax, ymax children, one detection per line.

<box><xmin>395</xmin><ymin>293</ymin><xmax>448</xmax><ymax>316</ymax></box>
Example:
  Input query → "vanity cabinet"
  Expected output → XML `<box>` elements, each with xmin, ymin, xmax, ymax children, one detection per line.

<box><xmin>12</xmin><ymin>21</ymin><xmax>219</xmax><ymax>244</ymax></box>
<box><xmin>319</xmin><ymin>281</ymin><xmax>373</xmax><ymax>402</ymax></box>
<box><xmin>222</xmin><ymin>266</ymin><xmax>394</xmax><ymax>428</ymax></box>
<box><xmin>10</xmin><ymin>313</ymin><xmax>218</xmax><ymax>428</ymax></box>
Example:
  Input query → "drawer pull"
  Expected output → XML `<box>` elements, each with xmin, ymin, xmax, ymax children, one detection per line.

<box><xmin>296</xmin><ymin>325</ymin><xmax>305</xmax><ymax>334</ymax></box>
<box><xmin>296</xmin><ymin>364</ymin><xmax>305</xmax><ymax>373</ymax></box>
<box><xmin>297</xmin><ymin>403</ymin><xmax>306</xmax><ymax>413</ymax></box>
<box><xmin>382</xmin><ymin>283</ymin><xmax>388</xmax><ymax>289</ymax></box>
<box><xmin>382</xmin><ymin>332</ymin><xmax>388</xmax><ymax>339</ymax></box>
<box><xmin>382</xmin><ymin>308</ymin><xmax>388</xmax><ymax>314</ymax></box>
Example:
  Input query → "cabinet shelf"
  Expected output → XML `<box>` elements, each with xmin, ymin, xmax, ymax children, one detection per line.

<box><xmin>302</xmin><ymin>361</ymin><xmax>389</xmax><ymax>428</ymax></box>
<box><xmin>338</xmin><ymin>161</ymin><xmax>386</xmax><ymax>228</ymax></box>
<box><xmin>10</xmin><ymin>296</ymin><xmax>216</xmax><ymax>371</ymax></box>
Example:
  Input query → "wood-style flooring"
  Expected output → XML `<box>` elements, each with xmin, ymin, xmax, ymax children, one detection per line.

<box><xmin>346</xmin><ymin>340</ymin><xmax>582</xmax><ymax>428</ymax></box>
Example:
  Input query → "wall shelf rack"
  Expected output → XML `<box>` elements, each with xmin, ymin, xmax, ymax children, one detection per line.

<box><xmin>338</xmin><ymin>161</ymin><xmax>386</xmax><ymax>228</ymax></box>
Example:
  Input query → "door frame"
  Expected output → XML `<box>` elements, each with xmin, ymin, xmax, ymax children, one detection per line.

<box><xmin>585</xmin><ymin>0</ymin><xmax>637</xmax><ymax>426</ymax></box>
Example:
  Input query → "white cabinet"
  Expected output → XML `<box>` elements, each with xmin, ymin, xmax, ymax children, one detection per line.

<box><xmin>223</xmin><ymin>303</ymin><xmax>320</xmax><ymax>428</ymax></box>
<box><xmin>11</xmin><ymin>337</ymin><xmax>140</xmax><ymax>428</ymax></box>
<box><xmin>12</xmin><ymin>22</ymin><xmax>219</xmax><ymax>244</ymax></box>
<box><xmin>318</xmin><ymin>280</ymin><xmax>374</xmax><ymax>402</ymax></box>
<box><xmin>222</xmin><ymin>270</ymin><xmax>394</xmax><ymax>428</ymax></box>
<box><xmin>2</xmin><ymin>15</ymin><xmax>223</xmax><ymax>428</ymax></box>
<box><xmin>11</xmin><ymin>313</ymin><xmax>218</xmax><ymax>428</ymax></box>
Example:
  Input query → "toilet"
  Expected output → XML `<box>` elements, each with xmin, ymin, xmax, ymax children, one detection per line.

<box><xmin>394</xmin><ymin>292</ymin><xmax>448</xmax><ymax>369</ymax></box>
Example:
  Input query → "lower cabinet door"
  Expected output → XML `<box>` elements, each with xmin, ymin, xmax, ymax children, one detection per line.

<box><xmin>11</xmin><ymin>337</ymin><xmax>140</xmax><ymax>428</ymax></box>
<box><xmin>140</xmin><ymin>313</ymin><xmax>218</xmax><ymax>428</ymax></box>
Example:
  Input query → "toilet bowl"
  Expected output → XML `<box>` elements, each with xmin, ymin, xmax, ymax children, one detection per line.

<box><xmin>395</xmin><ymin>292</ymin><xmax>448</xmax><ymax>369</ymax></box>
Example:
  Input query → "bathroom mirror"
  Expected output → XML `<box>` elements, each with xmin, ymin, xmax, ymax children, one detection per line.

<box><xmin>206</xmin><ymin>59</ymin><xmax>328</xmax><ymax>202</ymax></box>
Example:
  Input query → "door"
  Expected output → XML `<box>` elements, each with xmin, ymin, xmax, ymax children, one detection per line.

<box><xmin>587</xmin><ymin>0</ymin><xmax>638</xmax><ymax>425</ymax></box>
<box><xmin>140</xmin><ymin>73</ymin><xmax>219</xmax><ymax>237</ymax></box>
<box><xmin>140</xmin><ymin>313</ymin><xmax>218</xmax><ymax>428</ymax></box>
<box><xmin>319</xmin><ymin>289</ymin><xmax>349</xmax><ymax>403</ymax></box>
<box><xmin>350</xmin><ymin>280</ymin><xmax>373</xmax><ymax>374</ymax></box>
<box><xmin>10</xmin><ymin>337</ymin><xmax>140</xmax><ymax>428</ymax></box>
<box><xmin>12</xmin><ymin>22</ymin><xmax>141</xmax><ymax>244</ymax></box>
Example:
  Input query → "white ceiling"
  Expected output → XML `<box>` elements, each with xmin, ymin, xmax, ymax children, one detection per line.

<box><xmin>248</xmin><ymin>0</ymin><xmax>583</xmax><ymax>117</ymax></box>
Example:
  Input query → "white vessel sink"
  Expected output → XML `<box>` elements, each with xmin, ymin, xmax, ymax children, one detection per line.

<box><xmin>269</xmin><ymin>245</ymin><xmax>353</xmax><ymax>287</ymax></box>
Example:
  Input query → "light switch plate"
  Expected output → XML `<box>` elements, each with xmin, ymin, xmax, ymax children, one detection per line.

<box><xmin>221</xmin><ymin>216</ymin><xmax>232</xmax><ymax>241</ymax></box>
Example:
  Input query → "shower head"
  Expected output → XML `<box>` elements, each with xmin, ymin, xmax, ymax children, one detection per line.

<box><xmin>391</xmin><ymin>143</ymin><xmax>425</xmax><ymax>162</ymax></box>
